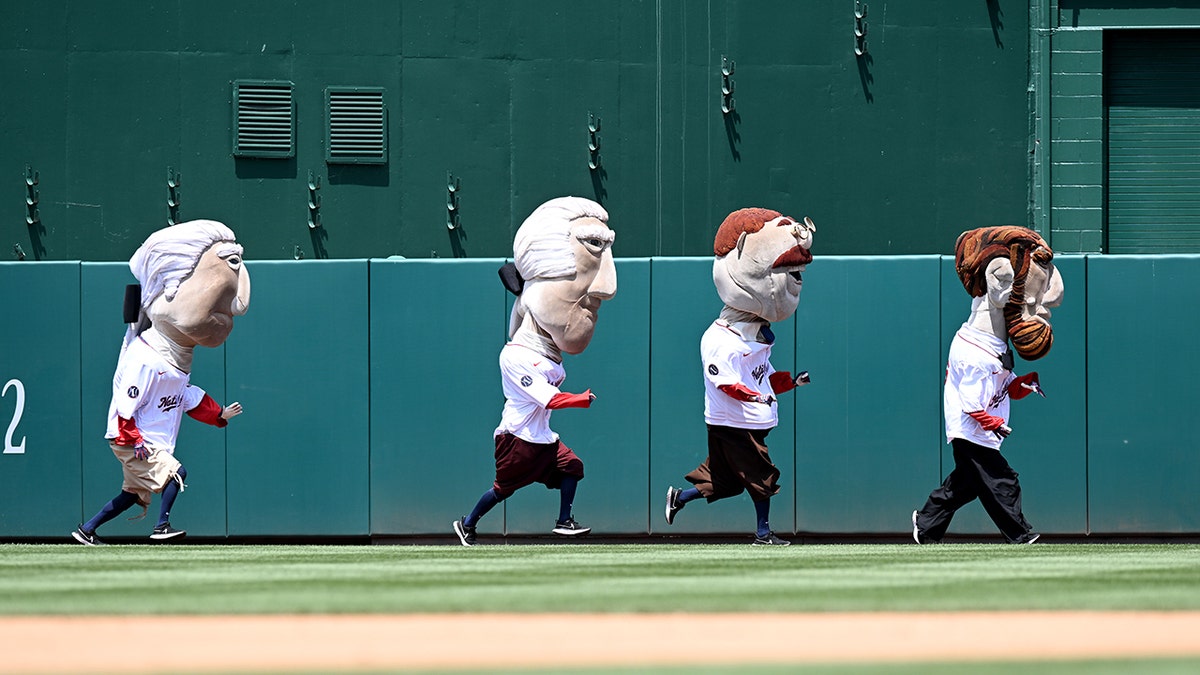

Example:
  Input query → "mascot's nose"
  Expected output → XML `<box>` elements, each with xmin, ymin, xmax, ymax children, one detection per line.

<box><xmin>589</xmin><ymin>252</ymin><xmax>617</xmax><ymax>300</ymax></box>
<box><xmin>231</xmin><ymin>267</ymin><xmax>251</xmax><ymax>316</ymax></box>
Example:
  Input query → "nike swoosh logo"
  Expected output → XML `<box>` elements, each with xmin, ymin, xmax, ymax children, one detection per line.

<box><xmin>532</xmin><ymin>361</ymin><xmax>541</xmax><ymax>367</ymax></box>
<box><xmin>157</xmin><ymin>371</ymin><xmax>166</xmax><ymax>375</ymax></box>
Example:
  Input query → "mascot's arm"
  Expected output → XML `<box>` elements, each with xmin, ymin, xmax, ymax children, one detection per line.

<box><xmin>769</xmin><ymin>372</ymin><xmax>796</xmax><ymax>395</ymax></box>
<box><xmin>547</xmin><ymin>389</ymin><xmax>595</xmax><ymax>410</ymax></box>
<box><xmin>966</xmin><ymin>409</ymin><xmax>1006</xmax><ymax>431</ymax></box>
<box><xmin>718</xmin><ymin>383</ymin><xmax>771</xmax><ymax>404</ymax></box>
<box><xmin>1007</xmin><ymin>371</ymin><xmax>1041</xmax><ymax>400</ymax></box>
<box><xmin>114</xmin><ymin>417</ymin><xmax>145</xmax><ymax>447</ymax></box>
<box><xmin>186</xmin><ymin>394</ymin><xmax>230</xmax><ymax>428</ymax></box>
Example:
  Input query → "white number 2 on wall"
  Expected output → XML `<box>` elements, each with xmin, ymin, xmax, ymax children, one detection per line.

<box><xmin>3</xmin><ymin>379</ymin><xmax>26</xmax><ymax>454</ymax></box>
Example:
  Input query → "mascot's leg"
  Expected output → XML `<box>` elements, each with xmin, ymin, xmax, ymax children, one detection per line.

<box><xmin>156</xmin><ymin>465</ymin><xmax>188</xmax><ymax>528</ymax></box>
<box><xmin>81</xmin><ymin>491</ymin><xmax>139</xmax><ymax>534</ymax></box>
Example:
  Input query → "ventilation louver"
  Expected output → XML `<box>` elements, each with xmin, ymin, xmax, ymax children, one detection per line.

<box><xmin>232</xmin><ymin>80</ymin><xmax>295</xmax><ymax>158</ymax></box>
<box><xmin>326</xmin><ymin>87</ymin><xmax>387</xmax><ymax>164</ymax></box>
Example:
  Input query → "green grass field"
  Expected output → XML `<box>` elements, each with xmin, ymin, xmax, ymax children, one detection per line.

<box><xmin>3</xmin><ymin>543</ymin><xmax>1199</xmax><ymax>674</ymax></box>
<box><xmin>2</xmin><ymin>542</ymin><xmax>1198</xmax><ymax>615</ymax></box>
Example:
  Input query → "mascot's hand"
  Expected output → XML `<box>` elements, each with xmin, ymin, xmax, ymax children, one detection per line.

<box><xmin>134</xmin><ymin>444</ymin><xmax>151</xmax><ymax>461</ymax></box>
<box><xmin>753</xmin><ymin>394</ymin><xmax>777</xmax><ymax>405</ymax></box>
<box><xmin>221</xmin><ymin>402</ymin><xmax>244</xmax><ymax>420</ymax></box>
<box><xmin>794</xmin><ymin>371</ymin><xmax>811</xmax><ymax>386</ymax></box>
<box><xmin>1008</xmin><ymin>372</ymin><xmax>1044</xmax><ymax>400</ymax></box>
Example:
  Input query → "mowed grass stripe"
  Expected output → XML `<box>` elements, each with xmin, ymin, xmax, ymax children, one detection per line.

<box><xmin>1</xmin><ymin>543</ymin><xmax>1197</xmax><ymax>615</ymax></box>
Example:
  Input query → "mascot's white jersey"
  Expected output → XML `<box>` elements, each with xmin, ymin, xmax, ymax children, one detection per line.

<box><xmin>494</xmin><ymin>343</ymin><xmax>566</xmax><ymax>444</ymax></box>
<box><xmin>701</xmin><ymin>320</ymin><xmax>778</xmax><ymax>430</ymax></box>
<box><xmin>105</xmin><ymin>337</ymin><xmax>206</xmax><ymax>454</ymax></box>
<box><xmin>944</xmin><ymin>323</ymin><xmax>1014</xmax><ymax>450</ymax></box>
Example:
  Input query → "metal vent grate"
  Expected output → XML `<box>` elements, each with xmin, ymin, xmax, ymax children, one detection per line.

<box><xmin>326</xmin><ymin>87</ymin><xmax>387</xmax><ymax>164</ymax></box>
<box><xmin>233</xmin><ymin>80</ymin><xmax>295</xmax><ymax>158</ymax></box>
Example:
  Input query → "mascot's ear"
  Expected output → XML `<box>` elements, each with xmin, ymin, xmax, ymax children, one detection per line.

<box><xmin>122</xmin><ymin>284</ymin><xmax>141</xmax><ymax>323</ymax></box>
<box><xmin>984</xmin><ymin>257</ymin><xmax>1014</xmax><ymax>307</ymax></box>
<box><xmin>498</xmin><ymin>262</ymin><xmax>525</xmax><ymax>296</ymax></box>
<box><xmin>735</xmin><ymin>231</ymin><xmax>748</xmax><ymax>258</ymax></box>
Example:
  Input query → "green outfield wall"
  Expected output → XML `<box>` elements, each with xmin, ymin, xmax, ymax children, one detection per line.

<box><xmin>2</xmin><ymin>255</ymin><xmax>1197</xmax><ymax>539</ymax></box>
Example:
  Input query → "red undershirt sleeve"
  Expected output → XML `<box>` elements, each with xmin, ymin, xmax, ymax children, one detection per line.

<box><xmin>768</xmin><ymin>371</ymin><xmax>796</xmax><ymax>395</ymax></box>
<box><xmin>186</xmin><ymin>394</ymin><xmax>229</xmax><ymax>427</ymax></box>
<box><xmin>115</xmin><ymin>416</ymin><xmax>144</xmax><ymax>447</ymax></box>
<box><xmin>547</xmin><ymin>390</ymin><xmax>594</xmax><ymax>410</ymax></box>
<box><xmin>966</xmin><ymin>409</ymin><xmax>1006</xmax><ymax>431</ymax></box>
<box><xmin>718</xmin><ymin>383</ymin><xmax>762</xmax><ymax>402</ymax></box>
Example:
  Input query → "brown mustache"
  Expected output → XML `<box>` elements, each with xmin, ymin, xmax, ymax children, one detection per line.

<box><xmin>1006</xmin><ymin>310</ymin><xmax>1054</xmax><ymax>361</ymax></box>
<box><xmin>772</xmin><ymin>246</ymin><xmax>813</xmax><ymax>269</ymax></box>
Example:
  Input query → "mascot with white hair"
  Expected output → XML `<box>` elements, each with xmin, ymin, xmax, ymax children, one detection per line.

<box><xmin>912</xmin><ymin>225</ymin><xmax>1063</xmax><ymax>545</ymax></box>
<box><xmin>664</xmin><ymin>207</ymin><xmax>816</xmax><ymax>546</ymax></box>
<box><xmin>453</xmin><ymin>197</ymin><xmax>616</xmax><ymax>546</ymax></box>
<box><xmin>72</xmin><ymin>220</ymin><xmax>250</xmax><ymax>545</ymax></box>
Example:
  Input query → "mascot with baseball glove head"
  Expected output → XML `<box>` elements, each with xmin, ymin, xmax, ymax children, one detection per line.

<box><xmin>72</xmin><ymin>220</ymin><xmax>250</xmax><ymax>545</ymax></box>
<box><xmin>453</xmin><ymin>196</ymin><xmax>616</xmax><ymax>546</ymax></box>
<box><xmin>664</xmin><ymin>207</ymin><xmax>815</xmax><ymax>546</ymax></box>
<box><xmin>913</xmin><ymin>225</ymin><xmax>1063</xmax><ymax>545</ymax></box>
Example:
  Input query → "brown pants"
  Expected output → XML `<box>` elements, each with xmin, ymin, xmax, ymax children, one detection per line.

<box><xmin>492</xmin><ymin>433</ymin><xmax>584</xmax><ymax>499</ymax></box>
<box><xmin>685</xmin><ymin>425</ymin><xmax>780</xmax><ymax>503</ymax></box>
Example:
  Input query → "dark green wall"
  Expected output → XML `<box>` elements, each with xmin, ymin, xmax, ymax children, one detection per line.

<box><xmin>2</xmin><ymin>1</ymin><xmax>1031</xmax><ymax>262</ymax></box>
<box><xmin>3</xmin><ymin>255</ymin><xmax>1198</xmax><ymax>539</ymax></box>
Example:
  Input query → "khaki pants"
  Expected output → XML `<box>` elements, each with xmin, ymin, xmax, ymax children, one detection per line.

<box><xmin>110</xmin><ymin>441</ymin><xmax>182</xmax><ymax>509</ymax></box>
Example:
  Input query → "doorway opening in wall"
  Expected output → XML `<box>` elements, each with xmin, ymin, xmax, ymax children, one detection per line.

<box><xmin>1105</xmin><ymin>29</ymin><xmax>1200</xmax><ymax>253</ymax></box>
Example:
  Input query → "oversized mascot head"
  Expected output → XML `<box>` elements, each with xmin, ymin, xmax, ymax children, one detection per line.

<box><xmin>712</xmin><ymin>208</ymin><xmax>815</xmax><ymax>323</ymax></box>
<box><xmin>955</xmin><ymin>225</ymin><xmax>1063</xmax><ymax>361</ymax></box>
<box><xmin>507</xmin><ymin>197</ymin><xmax>616</xmax><ymax>355</ymax></box>
<box><xmin>127</xmin><ymin>219</ymin><xmax>250</xmax><ymax>350</ymax></box>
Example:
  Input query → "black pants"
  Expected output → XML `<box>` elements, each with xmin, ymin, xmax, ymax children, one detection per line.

<box><xmin>916</xmin><ymin>438</ymin><xmax>1033</xmax><ymax>542</ymax></box>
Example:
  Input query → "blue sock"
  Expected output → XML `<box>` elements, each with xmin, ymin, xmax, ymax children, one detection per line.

<box><xmin>678</xmin><ymin>487</ymin><xmax>702</xmax><ymax>504</ymax></box>
<box><xmin>156</xmin><ymin>465</ymin><xmax>187</xmax><ymax>528</ymax></box>
<box><xmin>754</xmin><ymin>499</ymin><xmax>771</xmax><ymax>538</ymax></box>
<box><xmin>558</xmin><ymin>477</ymin><xmax>580</xmax><ymax>523</ymax></box>
<box><xmin>464</xmin><ymin>488</ymin><xmax>502</xmax><ymax>528</ymax></box>
<box><xmin>83</xmin><ymin>491</ymin><xmax>139</xmax><ymax>533</ymax></box>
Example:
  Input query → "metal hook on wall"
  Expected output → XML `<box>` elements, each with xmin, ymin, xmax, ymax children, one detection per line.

<box><xmin>446</xmin><ymin>171</ymin><xmax>461</xmax><ymax>231</ymax></box>
<box><xmin>167</xmin><ymin>167</ymin><xmax>181</xmax><ymax>225</ymax></box>
<box><xmin>854</xmin><ymin>1</ymin><xmax>869</xmax><ymax>57</ymax></box>
<box><xmin>307</xmin><ymin>170</ymin><xmax>322</xmax><ymax>229</ymax></box>
<box><xmin>24</xmin><ymin>165</ymin><xmax>40</xmax><ymax>228</ymax></box>
<box><xmin>721</xmin><ymin>56</ymin><xmax>736</xmax><ymax>114</ymax></box>
<box><xmin>588</xmin><ymin>112</ymin><xmax>602</xmax><ymax>171</ymax></box>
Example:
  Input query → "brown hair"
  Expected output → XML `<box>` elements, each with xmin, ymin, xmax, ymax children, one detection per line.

<box><xmin>713</xmin><ymin>208</ymin><xmax>784</xmax><ymax>256</ymax></box>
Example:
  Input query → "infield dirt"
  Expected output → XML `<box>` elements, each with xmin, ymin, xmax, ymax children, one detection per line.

<box><xmin>5</xmin><ymin>611</ymin><xmax>1200</xmax><ymax>673</ymax></box>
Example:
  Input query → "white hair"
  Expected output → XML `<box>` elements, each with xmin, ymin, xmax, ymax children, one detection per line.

<box><xmin>512</xmin><ymin>196</ymin><xmax>608</xmax><ymax>281</ymax></box>
<box><xmin>130</xmin><ymin>219</ymin><xmax>241</xmax><ymax>310</ymax></box>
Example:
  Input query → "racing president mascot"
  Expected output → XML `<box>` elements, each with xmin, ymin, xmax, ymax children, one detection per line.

<box><xmin>453</xmin><ymin>196</ymin><xmax>616</xmax><ymax>546</ymax></box>
<box><xmin>664</xmin><ymin>207</ymin><xmax>815</xmax><ymax>545</ymax></box>
<box><xmin>913</xmin><ymin>225</ymin><xmax>1064</xmax><ymax>545</ymax></box>
<box><xmin>72</xmin><ymin>220</ymin><xmax>250</xmax><ymax>545</ymax></box>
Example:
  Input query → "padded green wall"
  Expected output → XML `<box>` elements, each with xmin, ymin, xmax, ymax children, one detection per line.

<box><xmin>3</xmin><ymin>254</ymin><xmax>1199</xmax><ymax>539</ymax></box>
<box><xmin>224</xmin><ymin>261</ymin><xmax>370</xmax><ymax>535</ymax></box>
<box><xmin>797</xmin><ymin>257</ymin><xmax>943</xmax><ymax>533</ymax></box>
<box><xmin>369</xmin><ymin>260</ymin><xmax>507</xmax><ymax>536</ymax></box>
<box><xmin>0</xmin><ymin>262</ymin><xmax>81</xmax><ymax>535</ymax></box>
<box><xmin>1087</xmin><ymin>256</ymin><xmax>1200</xmax><ymax>532</ymax></box>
